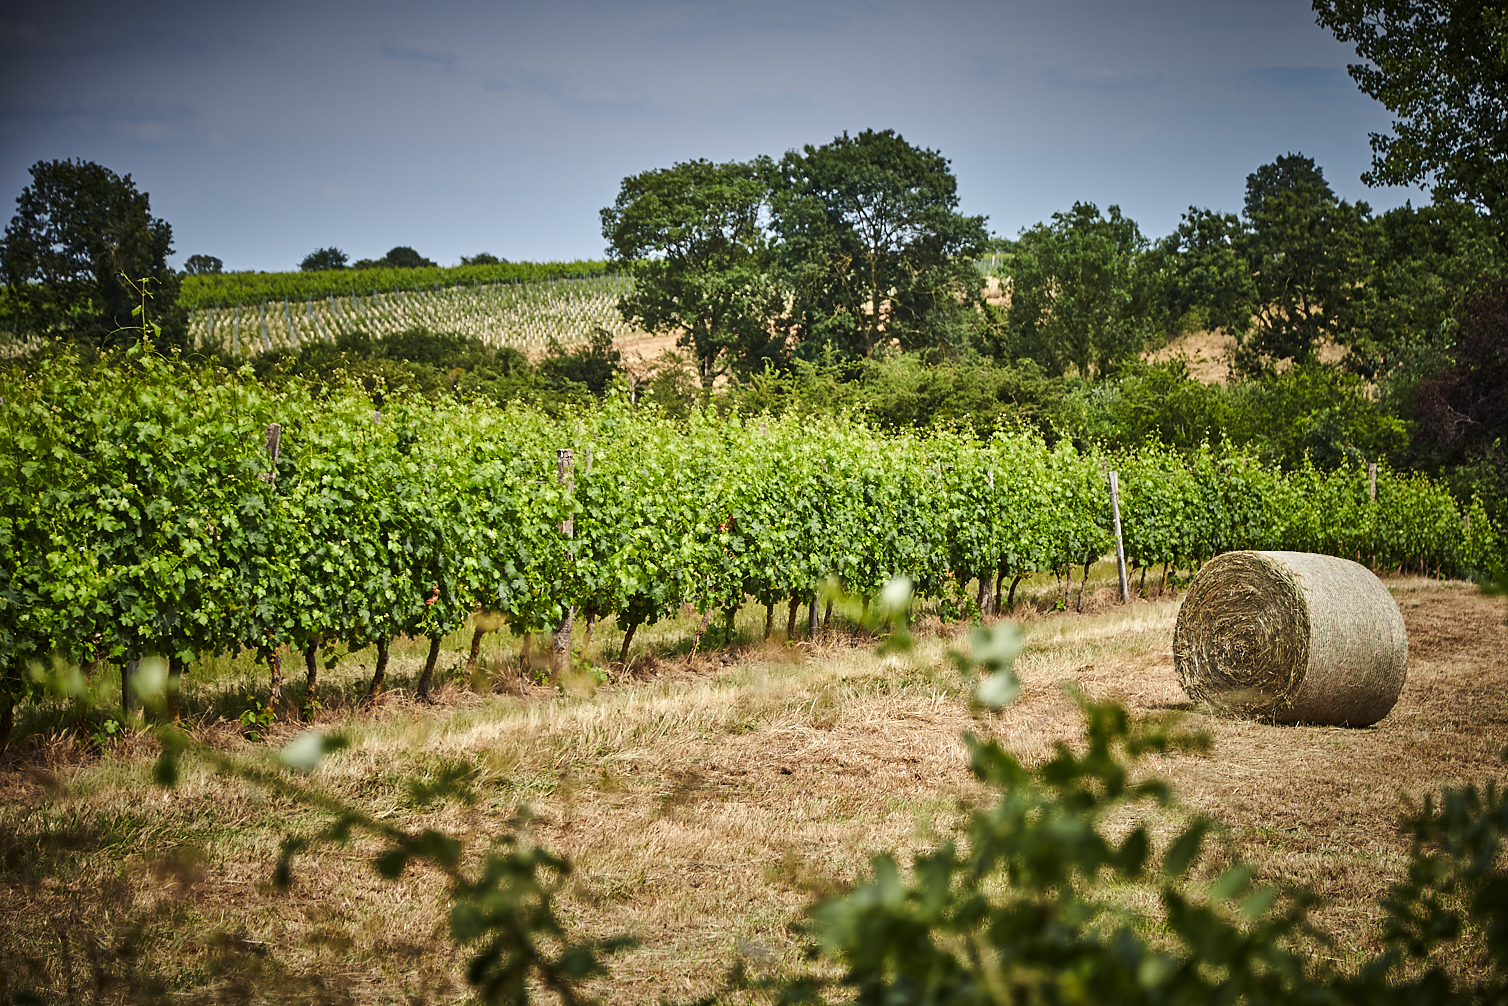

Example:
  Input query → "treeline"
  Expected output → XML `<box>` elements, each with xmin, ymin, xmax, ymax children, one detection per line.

<box><xmin>2</xmin><ymin>348</ymin><xmax>1494</xmax><ymax>742</ymax></box>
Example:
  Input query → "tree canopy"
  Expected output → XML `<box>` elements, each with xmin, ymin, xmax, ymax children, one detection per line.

<box><xmin>1004</xmin><ymin>202</ymin><xmax>1154</xmax><ymax>381</ymax></box>
<box><xmin>183</xmin><ymin>254</ymin><xmax>223</xmax><ymax>276</ymax></box>
<box><xmin>0</xmin><ymin>159</ymin><xmax>185</xmax><ymax>348</ymax></box>
<box><xmin>1237</xmin><ymin>153</ymin><xmax>1370</xmax><ymax>371</ymax></box>
<box><xmin>300</xmin><ymin>247</ymin><xmax>349</xmax><ymax>271</ymax></box>
<box><xmin>772</xmin><ymin>129</ymin><xmax>989</xmax><ymax>360</ymax></box>
<box><xmin>1315</xmin><ymin>0</ymin><xmax>1508</xmax><ymax>221</ymax></box>
<box><xmin>601</xmin><ymin>157</ymin><xmax>783</xmax><ymax>387</ymax></box>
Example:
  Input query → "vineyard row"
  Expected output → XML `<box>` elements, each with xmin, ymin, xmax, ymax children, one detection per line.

<box><xmin>1</xmin><ymin>349</ymin><xmax>1497</xmax><ymax>718</ymax></box>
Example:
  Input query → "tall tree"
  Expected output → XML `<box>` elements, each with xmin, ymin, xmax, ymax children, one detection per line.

<box><xmin>1236</xmin><ymin>153</ymin><xmax>1370</xmax><ymax>372</ymax></box>
<box><xmin>1314</xmin><ymin>0</ymin><xmax>1508</xmax><ymax>220</ymax></box>
<box><xmin>1005</xmin><ymin>202</ymin><xmax>1153</xmax><ymax>381</ymax></box>
<box><xmin>602</xmin><ymin>157</ymin><xmax>783</xmax><ymax>387</ymax></box>
<box><xmin>0</xmin><ymin>159</ymin><xmax>186</xmax><ymax>348</ymax></box>
<box><xmin>772</xmin><ymin>130</ymin><xmax>988</xmax><ymax>360</ymax></box>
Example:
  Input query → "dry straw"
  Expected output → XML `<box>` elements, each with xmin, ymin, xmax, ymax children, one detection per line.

<box><xmin>1173</xmin><ymin>550</ymin><xmax>1408</xmax><ymax>727</ymax></box>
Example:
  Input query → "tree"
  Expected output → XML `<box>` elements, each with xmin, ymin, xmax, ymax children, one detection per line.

<box><xmin>351</xmin><ymin>247</ymin><xmax>435</xmax><ymax>270</ymax></box>
<box><xmin>602</xmin><ymin>157</ymin><xmax>783</xmax><ymax>387</ymax></box>
<box><xmin>299</xmin><ymin>247</ymin><xmax>348</xmax><ymax>271</ymax></box>
<box><xmin>1347</xmin><ymin>199</ymin><xmax>1504</xmax><ymax>382</ymax></box>
<box><xmin>461</xmin><ymin>252</ymin><xmax>505</xmax><ymax>266</ymax></box>
<box><xmin>1153</xmin><ymin>207</ymin><xmax>1258</xmax><ymax>338</ymax></box>
<box><xmin>183</xmin><ymin>254</ymin><xmax>223</xmax><ymax>276</ymax></box>
<box><xmin>0</xmin><ymin>159</ymin><xmax>186</xmax><ymax>348</ymax></box>
<box><xmin>1314</xmin><ymin>0</ymin><xmax>1508</xmax><ymax>221</ymax></box>
<box><xmin>380</xmin><ymin>246</ymin><xmax>435</xmax><ymax>269</ymax></box>
<box><xmin>1235</xmin><ymin>153</ymin><xmax>1370</xmax><ymax>372</ymax></box>
<box><xmin>1413</xmin><ymin>276</ymin><xmax>1508</xmax><ymax>464</ymax></box>
<box><xmin>1004</xmin><ymin>202</ymin><xmax>1154</xmax><ymax>381</ymax></box>
<box><xmin>772</xmin><ymin>130</ymin><xmax>989</xmax><ymax>360</ymax></box>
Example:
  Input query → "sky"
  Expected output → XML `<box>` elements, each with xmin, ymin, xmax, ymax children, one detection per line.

<box><xmin>0</xmin><ymin>0</ymin><xmax>1427</xmax><ymax>272</ymax></box>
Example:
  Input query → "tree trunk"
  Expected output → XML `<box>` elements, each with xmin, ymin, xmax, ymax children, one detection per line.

<box><xmin>823</xmin><ymin>600</ymin><xmax>833</xmax><ymax>631</ymax></box>
<box><xmin>0</xmin><ymin>693</ymin><xmax>13</xmax><ymax>750</ymax></box>
<box><xmin>1007</xmin><ymin>574</ymin><xmax>1024</xmax><ymax>612</ymax></box>
<box><xmin>416</xmin><ymin>635</ymin><xmax>442</xmax><ymax>702</ymax></box>
<box><xmin>361</xmin><ymin>636</ymin><xmax>390</xmax><ymax>709</ymax></box>
<box><xmin>121</xmin><ymin>659</ymin><xmax>138</xmax><ymax>718</ymax></box>
<box><xmin>975</xmin><ymin>574</ymin><xmax>990</xmax><ymax>616</ymax></box>
<box><xmin>994</xmin><ymin>568</ymin><xmax>1006</xmax><ymax>613</ymax></box>
<box><xmin>582</xmin><ymin>612</ymin><xmax>596</xmax><ymax>659</ymax></box>
<box><xmin>302</xmin><ymin>640</ymin><xmax>320</xmax><ymax>720</ymax></box>
<box><xmin>466</xmin><ymin>626</ymin><xmax>486</xmax><ymax>686</ymax></box>
<box><xmin>1076</xmin><ymin>561</ymin><xmax>1091</xmax><ymax>612</ymax></box>
<box><xmin>786</xmin><ymin>596</ymin><xmax>799</xmax><ymax>638</ymax></box>
<box><xmin>519</xmin><ymin>632</ymin><xmax>533</xmax><ymax>680</ymax></box>
<box><xmin>689</xmin><ymin>608</ymin><xmax>713</xmax><ymax>661</ymax></box>
<box><xmin>265</xmin><ymin>645</ymin><xmax>283</xmax><ymax>717</ymax></box>
<box><xmin>764</xmin><ymin>602</ymin><xmax>774</xmax><ymax>641</ymax></box>
<box><xmin>618</xmin><ymin>620</ymin><xmax>640</xmax><ymax>666</ymax></box>
<box><xmin>167</xmin><ymin>654</ymin><xmax>183</xmax><ymax>724</ymax></box>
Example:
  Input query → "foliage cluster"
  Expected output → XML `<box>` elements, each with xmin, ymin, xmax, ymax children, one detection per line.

<box><xmin>0</xmin><ymin>159</ymin><xmax>188</xmax><ymax>349</ymax></box>
<box><xmin>601</xmin><ymin>129</ymin><xmax>989</xmax><ymax>385</ymax></box>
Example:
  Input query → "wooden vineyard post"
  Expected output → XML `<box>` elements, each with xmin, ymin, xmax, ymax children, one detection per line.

<box><xmin>1108</xmin><ymin>470</ymin><xmax>1130</xmax><ymax>604</ymax></box>
<box><xmin>261</xmin><ymin>423</ymin><xmax>284</xmax><ymax>715</ymax></box>
<box><xmin>1368</xmin><ymin>462</ymin><xmax>1378</xmax><ymax>502</ymax></box>
<box><xmin>261</xmin><ymin>423</ymin><xmax>282</xmax><ymax>482</ymax></box>
<box><xmin>552</xmin><ymin>449</ymin><xmax>575</xmax><ymax>679</ymax></box>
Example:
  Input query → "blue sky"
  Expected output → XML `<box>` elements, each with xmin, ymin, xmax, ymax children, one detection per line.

<box><xmin>0</xmin><ymin>0</ymin><xmax>1425</xmax><ymax>272</ymax></box>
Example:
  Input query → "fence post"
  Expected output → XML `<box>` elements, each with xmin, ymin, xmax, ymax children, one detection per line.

<box><xmin>1368</xmin><ymin>462</ymin><xmax>1378</xmax><ymax>502</ymax></box>
<box><xmin>552</xmin><ymin>449</ymin><xmax>575</xmax><ymax>678</ymax></box>
<box><xmin>1109</xmin><ymin>470</ymin><xmax>1130</xmax><ymax>604</ymax></box>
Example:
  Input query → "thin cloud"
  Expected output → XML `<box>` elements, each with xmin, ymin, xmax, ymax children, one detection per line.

<box><xmin>484</xmin><ymin>70</ymin><xmax>669</xmax><ymax>117</ymax></box>
<box><xmin>380</xmin><ymin>37</ymin><xmax>457</xmax><ymax>68</ymax></box>
<box><xmin>734</xmin><ymin>90</ymin><xmax>814</xmax><ymax>113</ymax></box>
<box><xmin>0</xmin><ymin>99</ymin><xmax>196</xmax><ymax>143</ymax></box>
<box><xmin>1046</xmin><ymin>64</ymin><xmax>1162</xmax><ymax>90</ymax></box>
<box><xmin>1238</xmin><ymin>66</ymin><xmax>1350</xmax><ymax>90</ymax></box>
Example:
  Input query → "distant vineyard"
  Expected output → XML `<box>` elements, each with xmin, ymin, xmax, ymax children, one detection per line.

<box><xmin>178</xmin><ymin>259</ymin><xmax>616</xmax><ymax>309</ymax></box>
<box><xmin>187</xmin><ymin>272</ymin><xmax>636</xmax><ymax>354</ymax></box>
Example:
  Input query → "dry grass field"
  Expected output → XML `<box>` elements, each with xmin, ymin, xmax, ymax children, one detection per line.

<box><xmin>1</xmin><ymin>571</ymin><xmax>1504</xmax><ymax>1003</ymax></box>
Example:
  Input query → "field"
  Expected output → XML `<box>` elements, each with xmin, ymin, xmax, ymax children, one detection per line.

<box><xmin>1</xmin><ymin>570</ymin><xmax>1504</xmax><ymax>1003</ymax></box>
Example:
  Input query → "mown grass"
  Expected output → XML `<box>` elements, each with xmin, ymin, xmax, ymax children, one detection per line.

<box><xmin>1</xmin><ymin>567</ymin><xmax>1502</xmax><ymax>1003</ymax></box>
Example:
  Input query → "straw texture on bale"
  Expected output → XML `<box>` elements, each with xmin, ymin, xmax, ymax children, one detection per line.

<box><xmin>1173</xmin><ymin>550</ymin><xmax>1408</xmax><ymax>727</ymax></box>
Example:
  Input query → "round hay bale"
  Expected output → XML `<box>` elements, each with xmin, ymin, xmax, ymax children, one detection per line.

<box><xmin>1173</xmin><ymin>550</ymin><xmax>1407</xmax><ymax>727</ymax></box>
